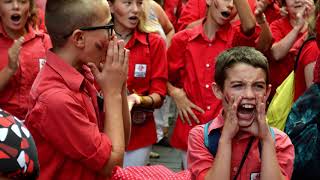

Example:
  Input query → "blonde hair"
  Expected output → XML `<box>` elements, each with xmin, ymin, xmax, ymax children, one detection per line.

<box><xmin>138</xmin><ymin>0</ymin><xmax>163</xmax><ymax>34</ymax></box>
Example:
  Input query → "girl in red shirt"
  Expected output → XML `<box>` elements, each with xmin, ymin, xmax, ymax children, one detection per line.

<box><xmin>0</xmin><ymin>0</ymin><xmax>51</xmax><ymax>119</ymax></box>
<box><xmin>108</xmin><ymin>0</ymin><xmax>168</xmax><ymax>167</ymax></box>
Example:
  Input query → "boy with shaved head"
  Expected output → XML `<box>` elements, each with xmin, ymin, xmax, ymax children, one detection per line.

<box><xmin>25</xmin><ymin>0</ymin><xmax>131</xmax><ymax>179</ymax></box>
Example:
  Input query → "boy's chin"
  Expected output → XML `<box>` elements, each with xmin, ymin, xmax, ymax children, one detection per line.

<box><xmin>238</xmin><ymin>119</ymin><xmax>255</xmax><ymax>128</ymax></box>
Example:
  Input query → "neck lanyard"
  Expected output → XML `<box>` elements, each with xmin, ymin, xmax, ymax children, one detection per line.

<box><xmin>233</xmin><ymin>136</ymin><xmax>255</xmax><ymax>180</ymax></box>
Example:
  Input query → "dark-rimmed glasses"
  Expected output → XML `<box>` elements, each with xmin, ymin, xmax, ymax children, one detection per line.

<box><xmin>63</xmin><ymin>23</ymin><xmax>114</xmax><ymax>39</ymax></box>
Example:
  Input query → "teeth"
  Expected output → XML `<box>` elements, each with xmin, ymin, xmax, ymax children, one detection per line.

<box><xmin>241</xmin><ymin>104</ymin><xmax>254</xmax><ymax>109</ymax></box>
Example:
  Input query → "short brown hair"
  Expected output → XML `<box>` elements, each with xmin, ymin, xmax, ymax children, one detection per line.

<box><xmin>45</xmin><ymin>0</ymin><xmax>105</xmax><ymax>48</ymax></box>
<box><xmin>215</xmin><ymin>46</ymin><xmax>269</xmax><ymax>89</ymax></box>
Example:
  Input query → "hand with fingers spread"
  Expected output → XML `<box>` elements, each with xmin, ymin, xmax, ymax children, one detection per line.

<box><xmin>221</xmin><ymin>96</ymin><xmax>241</xmax><ymax>140</ymax></box>
<box><xmin>255</xmin><ymin>0</ymin><xmax>269</xmax><ymax>16</ymax></box>
<box><xmin>170</xmin><ymin>87</ymin><xmax>204</xmax><ymax>126</ymax></box>
<box><xmin>88</xmin><ymin>37</ymin><xmax>130</xmax><ymax>95</ymax></box>
<box><xmin>7</xmin><ymin>37</ymin><xmax>24</xmax><ymax>74</ymax></box>
<box><xmin>255</xmin><ymin>95</ymin><xmax>271</xmax><ymax>140</ymax></box>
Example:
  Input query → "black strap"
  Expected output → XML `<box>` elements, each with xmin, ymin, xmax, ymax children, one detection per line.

<box><xmin>294</xmin><ymin>35</ymin><xmax>316</xmax><ymax>71</ymax></box>
<box><xmin>233</xmin><ymin>137</ymin><xmax>255</xmax><ymax>180</ymax></box>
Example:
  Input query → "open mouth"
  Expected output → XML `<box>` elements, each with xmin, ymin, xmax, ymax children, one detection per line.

<box><xmin>11</xmin><ymin>14</ymin><xmax>21</xmax><ymax>22</ymax></box>
<box><xmin>237</xmin><ymin>103</ymin><xmax>256</xmax><ymax>121</ymax></box>
<box><xmin>221</xmin><ymin>11</ymin><xmax>231</xmax><ymax>18</ymax></box>
<box><xmin>129</xmin><ymin>16</ymin><xmax>138</xmax><ymax>21</ymax></box>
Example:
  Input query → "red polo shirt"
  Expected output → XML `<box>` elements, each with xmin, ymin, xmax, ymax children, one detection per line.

<box><xmin>168</xmin><ymin>20</ymin><xmax>260</xmax><ymax>151</ymax></box>
<box><xmin>25</xmin><ymin>51</ymin><xmax>112</xmax><ymax>180</ymax></box>
<box><xmin>176</xmin><ymin>0</ymin><xmax>280</xmax><ymax>31</ymax></box>
<box><xmin>294</xmin><ymin>40</ymin><xmax>319</xmax><ymax>100</ymax></box>
<box><xmin>126</xmin><ymin>29</ymin><xmax>168</xmax><ymax>150</ymax></box>
<box><xmin>270</xmin><ymin>17</ymin><xmax>305</xmax><ymax>96</ymax></box>
<box><xmin>187</xmin><ymin>113</ymin><xmax>294</xmax><ymax>180</ymax></box>
<box><xmin>0</xmin><ymin>23</ymin><xmax>51</xmax><ymax>120</ymax></box>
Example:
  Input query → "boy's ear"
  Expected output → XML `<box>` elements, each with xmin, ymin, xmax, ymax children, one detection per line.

<box><xmin>71</xmin><ymin>30</ymin><xmax>85</xmax><ymax>48</ymax></box>
<box><xmin>265</xmin><ymin>84</ymin><xmax>272</xmax><ymax>100</ymax></box>
<box><xmin>212</xmin><ymin>82</ymin><xmax>223</xmax><ymax>100</ymax></box>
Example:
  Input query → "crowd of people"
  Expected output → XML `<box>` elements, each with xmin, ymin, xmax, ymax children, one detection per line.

<box><xmin>0</xmin><ymin>0</ymin><xmax>319</xmax><ymax>179</ymax></box>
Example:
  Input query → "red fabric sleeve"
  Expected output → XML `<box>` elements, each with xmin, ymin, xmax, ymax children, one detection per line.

<box><xmin>270</xmin><ymin>19</ymin><xmax>287</xmax><ymax>43</ymax></box>
<box><xmin>35</xmin><ymin>91</ymin><xmax>112</xmax><ymax>172</ymax></box>
<box><xmin>176</xmin><ymin>0</ymin><xmax>206</xmax><ymax>31</ymax></box>
<box><xmin>232</xmin><ymin>25</ymin><xmax>260</xmax><ymax>47</ymax></box>
<box><xmin>167</xmin><ymin>31</ymin><xmax>189</xmax><ymax>87</ymax></box>
<box><xmin>187</xmin><ymin>125</ymin><xmax>213</xmax><ymax>180</ymax></box>
<box><xmin>273</xmin><ymin>128</ymin><xmax>295</xmax><ymax>180</ymax></box>
<box><xmin>148</xmin><ymin>33</ymin><xmax>168</xmax><ymax>97</ymax></box>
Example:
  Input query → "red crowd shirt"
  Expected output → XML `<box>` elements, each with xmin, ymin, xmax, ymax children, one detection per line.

<box><xmin>187</xmin><ymin>113</ymin><xmax>295</xmax><ymax>180</ymax></box>
<box><xmin>25</xmin><ymin>51</ymin><xmax>112</xmax><ymax>180</ymax></box>
<box><xmin>168</xmin><ymin>20</ymin><xmax>259</xmax><ymax>151</ymax></box>
<box><xmin>0</xmin><ymin>23</ymin><xmax>51</xmax><ymax>120</ymax></box>
<box><xmin>176</xmin><ymin>0</ymin><xmax>280</xmax><ymax>31</ymax></box>
<box><xmin>126</xmin><ymin>30</ymin><xmax>168</xmax><ymax>150</ymax></box>
<box><xmin>294</xmin><ymin>40</ymin><xmax>319</xmax><ymax>100</ymax></box>
<box><xmin>270</xmin><ymin>17</ymin><xmax>305</xmax><ymax>96</ymax></box>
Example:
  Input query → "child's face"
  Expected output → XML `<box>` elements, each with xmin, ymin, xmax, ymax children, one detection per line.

<box><xmin>207</xmin><ymin>0</ymin><xmax>237</xmax><ymax>26</ymax></box>
<box><xmin>220</xmin><ymin>63</ymin><xmax>270</xmax><ymax>128</ymax></box>
<box><xmin>284</xmin><ymin>0</ymin><xmax>305</xmax><ymax>17</ymax></box>
<box><xmin>110</xmin><ymin>0</ymin><xmax>143</xmax><ymax>31</ymax></box>
<box><xmin>0</xmin><ymin>0</ymin><xmax>30</xmax><ymax>34</ymax></box>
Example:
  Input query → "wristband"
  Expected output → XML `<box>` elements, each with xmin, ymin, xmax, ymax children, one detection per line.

<box><xmin>257</xmin><ymin>14</ymin><xmax>267</xmax><ymax>25</ymax></box>
<box><xmin>148</xmin><ymin>95</ymin><xmax>154</xmax><ymax>107</ymax></box>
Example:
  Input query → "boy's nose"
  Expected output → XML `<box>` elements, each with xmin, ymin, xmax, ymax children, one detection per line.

<box><xmin>12</xmin><ymin>1</ymin><xmax>20</xmax><ymax>9</ymax></box>
<box><xmin>244</xmin><ymin>88</ymin><xmax>255</xmax><ymax>99</ymax></box>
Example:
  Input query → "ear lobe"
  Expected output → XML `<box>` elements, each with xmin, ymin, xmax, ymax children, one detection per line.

<box><xmin>212</xmin><ymin>82</ymin><xmax>223</xmax><ymax>100</ymax></box>
<box><xmin>72</xmin><ymin>30</ymin><xmax>85</xmax><ymax>48</ymax></box>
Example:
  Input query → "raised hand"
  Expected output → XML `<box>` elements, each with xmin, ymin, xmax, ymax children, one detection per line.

<box><xmin>294</xmin><ymin>6</ymin><xmax>307</xmax><ymax>32</ymax></box>
<box><xmin>8</xmin><ymin>37</ymin><xmax>24</xmax><ymax>73</ymax></box>
<box><xmin>221</xmin><ymin>96</ymin><xmax>241</xmax><ymax>140</ymax></box>
<box><xmin>170</xmin><ymin>87</ymin><xmax>204</xmax><ymax>126</ymax></box>
<box><xmin>88</xmin><ymin>37</ymin><xmax>130</xmax><ymax>95</ymax></box>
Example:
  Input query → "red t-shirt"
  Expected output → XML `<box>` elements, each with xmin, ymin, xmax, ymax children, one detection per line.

<box><xmin>187</xmin><ymin>113</ymin><xmax>295</xmax><ymax>180</ymax></box>
<box><xmin>126</xmin><ymin>30</ymin><xmax>168</xmax><ymax>150</ymax></box>
<box><xmin>26</xmin><ymin>51</ymin><xmax>112</xmax><ymax>180</ymax></box>
<box><xmin>168</xmin><ymin>20</ymin><xmax>259</xmax><ymax>151</ymax></box>
<box><xmin>294</xmin><ymin>40</ymin><xmax>319</xmax><ymax>100</ymax></box>
<box><xmin>0</xmin><ymin>23</ymin><xmax>51</xmax><ymax>120</ymax></box>
<box><xmin>269</xmin><ymin>17</ymin><xmax>305</xmax><ymax>97</ymax></box>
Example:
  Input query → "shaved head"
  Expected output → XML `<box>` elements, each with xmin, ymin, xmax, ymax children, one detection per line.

<box><xmin>45</xmin><ymin>0</ymin><xmax>111</xmax><ymax>48</ymax></box>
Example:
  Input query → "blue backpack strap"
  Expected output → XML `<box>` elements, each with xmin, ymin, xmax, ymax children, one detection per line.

<box><xmin>204</xmin><ymin>120</ymin><xmax>221</xmax><ymax>156</ymax></box>
<box><xmin>258</xmin><ymin>126</ymin><xmax>276</xmax><ymax>156</ymax></box>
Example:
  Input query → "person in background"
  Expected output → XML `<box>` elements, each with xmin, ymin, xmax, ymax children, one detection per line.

<box><xmin>268</xmin><ymin>0</ymin><xmax>314</xmax><ymax>97</ymax></box>
<box><xmin>108</xmin><ymin>0</ymin><xmax>168</xmax><ymax>167</ymax></box>
<box><xmin>0</xmin><ymin>0</ymin><xmax>51</xmax><ymax>120</ymax></box>
<box><xmin>26</xmin><ymin>0</ymin><xmax>131</xmax><ymax>179</ymax></box>
<box><xmin>187</xmin><ymin>46</ymin><xmax>294</xmax><ymax>180</ymax></box>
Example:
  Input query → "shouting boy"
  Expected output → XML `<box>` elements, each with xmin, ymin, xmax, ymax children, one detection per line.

<box><xmin>187</xmin><ymin>46</ymin><xmax>294</xmax><ymax>180</ymax></box>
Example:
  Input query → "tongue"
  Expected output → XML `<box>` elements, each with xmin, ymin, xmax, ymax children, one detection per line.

<box><xmin>237</xmin><ymin>109</ymin><xmax>254</xmax><ymax>120</ymax></box>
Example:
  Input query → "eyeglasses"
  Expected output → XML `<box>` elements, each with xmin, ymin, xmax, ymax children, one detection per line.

<box><xmin>63</xmin><ymin>23</ymin><xmax>114</xmax><ymax>39</ymax></box>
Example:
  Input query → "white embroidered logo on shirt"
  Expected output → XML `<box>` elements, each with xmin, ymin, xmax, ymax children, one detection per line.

<box><xmin>250</xmin><ymin>172</ymin><xmax>260</xmax><ymax>180</ymax></box>
<box><xmin>134</xmin><ymin>64</ymin><xmax>147</xmax><ymax>78</ymax></box>
<box><xmin>39</xmin><ymin>58</ymin><xmax>46</xmax><ymax>69</ymax></box>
